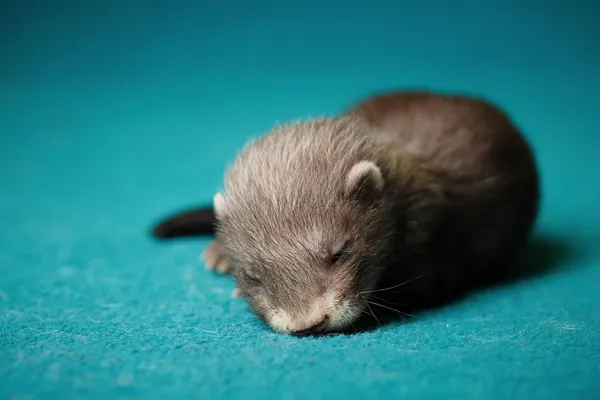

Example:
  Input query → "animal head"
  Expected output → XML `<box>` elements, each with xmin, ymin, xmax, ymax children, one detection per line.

<box><xmin>211</xmin><ymin>116</ymin><xmax>402</xmax><ymax>334</ymax></box>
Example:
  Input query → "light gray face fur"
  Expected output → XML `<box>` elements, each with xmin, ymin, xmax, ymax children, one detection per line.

<box><xmin>213</xmin><ymin>116</ymin><xmax>398</xmax><ymax>334</ymax></box>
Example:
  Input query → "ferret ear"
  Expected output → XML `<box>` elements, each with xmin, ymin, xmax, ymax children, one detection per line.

<box><xmin>213</xmin><ymin>192</ymin><xmax>227</xmax><ymax>219</ymax></box>
<box><xmin>344</xmin><ymin>160</ymin><xmax>384</xmax><ymax>201</ymax></box>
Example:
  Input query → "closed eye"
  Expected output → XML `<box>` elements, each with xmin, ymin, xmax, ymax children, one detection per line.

<box><xmin>243</xmin><ymin>270</ymin><xmax>262</xmax><ymax>286</ymax></box>
<box><xmin>331</xmin><ymin>250</ymin><xmax>343</xmax><ymax>264</ymax></box>
<box><xmin>329</xmin><ymin>241</ymin><xmax>348</xmax><ymax>265</ymax></box>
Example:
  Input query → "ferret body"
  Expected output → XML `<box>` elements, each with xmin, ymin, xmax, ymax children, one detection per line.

<box><xmin>152</xmin><ymin>91</ymin><xmax>540</xmax><ymax>335</ymax></box>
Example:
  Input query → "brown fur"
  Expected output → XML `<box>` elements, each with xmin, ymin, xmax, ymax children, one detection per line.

<box><xmin>151</xmin><ymin>90</ymin><xmax>540</xmax><ymax>335</ymax></box>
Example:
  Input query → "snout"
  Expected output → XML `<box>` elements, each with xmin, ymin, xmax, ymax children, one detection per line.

<box><xmin>267</xmin><ymin>293</ymin><xmax>359</xmax><ymax>335</ymax></box>
<box><xmin>290</xmin><ymin>316</ymin><xmax>330</xmax><ymax>336</ymax></box>
<box><xmin>268</xmin><ymin>304</ymin><xmax>332</xmax><ymax>335</ymax></box>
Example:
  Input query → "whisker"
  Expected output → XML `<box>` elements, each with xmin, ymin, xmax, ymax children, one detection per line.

<box><xmin>360</xmin><ymin>309</ymin><xmax>375</xmax><ymax>321</ymax></box>
<box><xmin>366</xmin><ymin>300</ymin><xmax>415</xmax><ymax>318</ymax></box>
<box><xmin>350</xmin><ymin>321</ymin><xmax>357</xmax><ymax>333</ymax></box>
<box><xmin>369</xmin><ymin>294</ymin><xmax>407</xmax><ymax>307</ymax></box>
<box><xmin>358</xmin><ymin>274</ymin><xmax>427</xmax><ymax>295</ymax></box>
<box><xmin>365</xmin><ymin>303</ymin><xmax>381</xmax><ymax>325</ymax></box>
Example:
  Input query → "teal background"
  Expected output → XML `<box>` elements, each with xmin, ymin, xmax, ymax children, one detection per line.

<box><xmin>1</xmin><ymin>0</ymin><xmax>599</xmax><ymax>399</ymax></box>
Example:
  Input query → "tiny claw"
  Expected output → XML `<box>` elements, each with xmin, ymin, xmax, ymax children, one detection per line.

<box><xmin>231</xmin><ymin>288</ymin><xmax>241</xmax><ymax>298</ymax></box>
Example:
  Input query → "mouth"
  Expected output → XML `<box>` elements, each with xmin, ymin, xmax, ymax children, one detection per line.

<box><xmin>290</xmin><ymin>299</ymin><xmax>366</xmax><ymax>336</ymax></box>
<box><xmin>290</xmin><ymin>318</ymin><xmax>329</xmax><ymax>337</ymax></box>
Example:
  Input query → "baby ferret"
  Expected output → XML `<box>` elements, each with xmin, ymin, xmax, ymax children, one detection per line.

<box><xmin>152</xmin><ymin>91</ymin><xmax>540</xmax><ymax>335</ymax></box>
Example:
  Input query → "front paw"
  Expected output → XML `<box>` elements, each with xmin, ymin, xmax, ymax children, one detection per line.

<box><xmin>201</xmin><ymin>240</ymin><xmax>231</xmax><ymax>274</ymax></box>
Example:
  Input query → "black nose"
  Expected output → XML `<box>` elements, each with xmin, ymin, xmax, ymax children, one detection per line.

<box><xmin>292</xmin><ymin>319</ymin><xmax>328</xmax><ymax>337</ymax></box>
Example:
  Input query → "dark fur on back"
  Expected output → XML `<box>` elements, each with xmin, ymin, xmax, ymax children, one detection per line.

<box><xmin>347</xmin><ymin>91</ymin><xmax>540</xmax><ymax>308</ymax></box>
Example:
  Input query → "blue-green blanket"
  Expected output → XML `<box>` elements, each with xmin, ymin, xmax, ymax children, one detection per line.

<box><xmin>1</xmin><ymin>1</ymin><xmax>599</xmax><ymax>399</ymax></box>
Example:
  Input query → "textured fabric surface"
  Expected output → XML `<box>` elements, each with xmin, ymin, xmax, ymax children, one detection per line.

<box><xmin>1</xmin><ymin>1</ymin><xmax>599</xmax><ymax>399</ymax></box>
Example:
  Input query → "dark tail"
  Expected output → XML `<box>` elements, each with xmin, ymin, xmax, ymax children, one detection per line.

<box><xmin>151</xmin><ymin>205</ymin><xmax>216</xmax><ymax>239</ymax></box>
